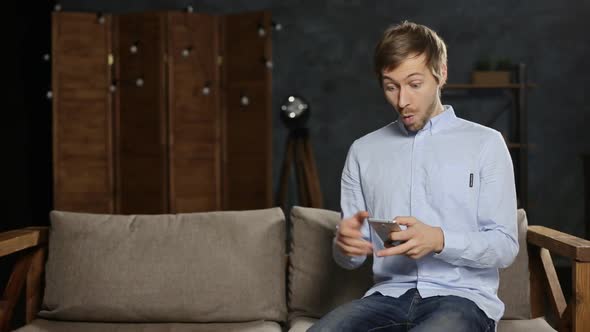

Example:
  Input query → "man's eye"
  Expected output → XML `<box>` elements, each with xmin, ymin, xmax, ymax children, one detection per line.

<box><xmin>410</xmin><ymin>82</ymin><xmax>422</xmax><ymax>88</ymax></box>
<box><xmin>386</xmin><ymin>86</ymin><xmax>397</xmax><ymax>91</ymax></box>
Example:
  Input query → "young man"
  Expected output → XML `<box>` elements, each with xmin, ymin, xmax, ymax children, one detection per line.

<box><xmin>309</xmin><ymin>21</ymin><xmax>518</xmax><ymax>332</ymax></box>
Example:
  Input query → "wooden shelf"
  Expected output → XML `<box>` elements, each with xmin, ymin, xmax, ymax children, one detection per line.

<box><xmin>445</xmin><ymin>83</ymin><xmax>536</xmax><ymax>89</ymax></box>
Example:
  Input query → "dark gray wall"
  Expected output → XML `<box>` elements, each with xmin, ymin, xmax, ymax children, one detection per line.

<box><xmin>32</xmin><ymin>0</ymin><xmax>590</xmax><ymax>238</ymax></box>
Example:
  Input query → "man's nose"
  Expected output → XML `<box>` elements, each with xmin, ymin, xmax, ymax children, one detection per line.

<box><xmin>398</xmin><ymin>86</ymin><xmax>410</xmax><ymax>109</ymax></box>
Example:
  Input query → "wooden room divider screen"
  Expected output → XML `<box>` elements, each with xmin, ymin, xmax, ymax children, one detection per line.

<box><xmin>51</xmin><ymin>10</ymin><xmax>272</xmax><ymax>214</ymax></box>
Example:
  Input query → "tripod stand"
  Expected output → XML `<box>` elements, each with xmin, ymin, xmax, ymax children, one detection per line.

<box><xmin>276</xmin><ymin>128</ymin><xmax>323</xmax><ymax>210</ymax></box>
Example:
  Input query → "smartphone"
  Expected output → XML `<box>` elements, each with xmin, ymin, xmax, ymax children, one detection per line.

<box><xmin>367</xmin><ymin>218</ymin><xmax>402</xmax><ymax>247</ymax></box>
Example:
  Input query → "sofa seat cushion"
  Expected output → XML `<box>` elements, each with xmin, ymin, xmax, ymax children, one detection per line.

<box><xmin>40</xmin><ymin>208</ymin><xmax>287</xmax><ymax>323</ymax></box>
<box><xmin>287</xmin><ymin>317</ymin><xmax>316</xmax><ymax>332</ymax></box>
<box><xmin>497</xmin><ymin>318</ymin><xmax>556</xmax><ymax>331</ymax></box>
<box><xmin>14</xmin><ymin>319</ymin><xmax>283</xmax><ymax>332</ymax></box>
<box><xmin>287</xmin><ymin>317</ymin><xmax>556</xmax><ymax>332</ymax></box>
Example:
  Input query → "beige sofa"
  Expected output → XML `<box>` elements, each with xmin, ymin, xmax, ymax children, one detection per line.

<box><xmin>1</xmin><ymin>207</ymin><xmax>588</xmax><ymax>331</ymax></box>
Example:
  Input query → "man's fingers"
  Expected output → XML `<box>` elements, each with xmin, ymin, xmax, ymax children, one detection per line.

<box><xmin>354</xmin><ymin>211</ymin><xmax>369</xmax><ymax>221</ymax></box>
<box><xmin>339</xmin><ymin>237</ymin><xmax>373</xmax><ymax>251</ymax></box>
<box><xmin>390</xmin><ymin>229</ymin><xmax>413</xmax><ymax>242</ymax></box>
<box><xmin>339</xmin><ymin>226</ymin><xmax>364</xmax><ymax>239</ymax></box>
<box><xmin>394</xmin><ymin>216</ymin><xmax>417</xmax><ymax>226</ymax></box>
<box><xmin>336</xmin><ymin>239</ymin><xmax>373</xmax><ymax>256</ymax></box>
<box><xmin>376</xmin><ymin>240</ymin><xmax>413</xmax><ymax>257</ymax></box>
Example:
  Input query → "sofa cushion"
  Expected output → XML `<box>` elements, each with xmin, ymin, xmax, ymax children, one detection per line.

<box><xmin>14</xmin><ymin>319</ymin><xmax>283</xmax><ymax>332</ymax></box>
<box><xmin>286</xmin><ymin>317</ymin><xmax>556</xmax><ymax>332</ymax></box>
<box><xmin>498</xmin><ymin>209</ymin><xmax>531</xmax><ymax>319</ymax></box>
<box><xmin>497</xmin><ymin>318</ymin><xmax>556</xmax><ymax>332</ymax></box>
<box><xmin>288</xmin><ymin>206</ymin><xmax>373</xmax><ymax>320</ymax></box>
<box><xmin>39</xmin><ymin>208</ymin><xmax>287</xmax><ymax>323</ymax></box>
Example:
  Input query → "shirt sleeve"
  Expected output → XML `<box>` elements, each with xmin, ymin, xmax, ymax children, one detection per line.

<box><xmin>434</xmin><ymin>131</ymin><xmax>519</xmax><ymax>269</ymax></box>
<box><xmin>333</xmin><ymin>141</ymin><xmax>371</xmax><ymax>270</ymax></box>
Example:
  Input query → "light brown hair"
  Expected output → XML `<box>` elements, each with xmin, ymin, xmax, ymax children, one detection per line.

<box><xmin>374</xmin><ymin>21</ymin><xmax>447</xmax><ymax>86</ymax></box>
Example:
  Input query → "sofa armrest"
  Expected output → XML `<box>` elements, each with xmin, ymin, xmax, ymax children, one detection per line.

<box><xmin>0</xmin><ymin>227</ymin><xmax>48</xmax><ymax>332</ymax></box>
<box><xmin>0</xmin><ymin>227</ymin><xmax>48</xmax><ymax>258</ymax></box>
<box><xmin>527</xmin><ymin>225</ymin><xmax>590</xmax><ymax>332</ymax></box>
<box><xmin>528</xmin><ymin>225</ymin><xmax>590</xmax><ymax>261</ymax></box>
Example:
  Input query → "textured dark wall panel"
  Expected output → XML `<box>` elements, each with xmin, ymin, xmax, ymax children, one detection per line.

<box><xmin>53</xmin><ymin>0</ymin><xmax>590</xmax><ymax>237</ymax></box>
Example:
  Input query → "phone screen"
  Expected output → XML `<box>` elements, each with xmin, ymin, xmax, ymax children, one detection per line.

<box><xmin>368</xmin><ymin>219</ymin><xmax>402</xmax><ymax>248</ymax></box>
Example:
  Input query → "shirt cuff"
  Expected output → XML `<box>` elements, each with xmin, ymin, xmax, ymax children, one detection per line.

<box><xmin>433</xmin><ymin>229</ymin><xmax>466</xmax><ymax>263</ymax></box>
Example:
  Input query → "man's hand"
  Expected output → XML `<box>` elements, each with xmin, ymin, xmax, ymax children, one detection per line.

<box><xmin>335</xmin><ymin>211</ymin><xmax>373</xmax><ymax>257</ymax></box>
<box><xmin>376</xmin><ymin>216</ymin><xmax>444</xmax><ymax>259</ymax></box>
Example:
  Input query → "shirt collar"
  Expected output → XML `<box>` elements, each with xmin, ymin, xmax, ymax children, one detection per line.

<box><xmin>396</xmin><ymin>105</ymin><xmax>457</xmax><ymax>136</ymax></box>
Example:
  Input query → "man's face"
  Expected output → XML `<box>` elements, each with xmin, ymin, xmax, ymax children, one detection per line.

<box><xmin>381</xmin><ymin>53</ymin><xmax>446</xmax><ymax>132</ymax></box>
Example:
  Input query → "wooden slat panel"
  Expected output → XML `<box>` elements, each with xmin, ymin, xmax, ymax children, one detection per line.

<box><xmin>115</xmin><ymin>13</ymin><xmax>168</xmax><ymax>214</ymax></box>
<box><xmin>225</xmin><ymin>82</ymin><xmax>271</xmax><ymax>210</ymax></box>
<box><xmin>52</xmin><ymin>12</ymin><xmax>114</xmax><ymax>213</ymax></box>
<box><xmin>167</xmin><ymin>12</ymin><xmax>221</xmax><ymax>213</ymax></box>
<box><xmin>224</xmin><ymin>12</ymin><xmax>269</xmax><ymax>83</ymax></box>
<box><xmin>223</xmin><ymin>12</ymin><xmax>272</xmax><ymax>210</ymax></box>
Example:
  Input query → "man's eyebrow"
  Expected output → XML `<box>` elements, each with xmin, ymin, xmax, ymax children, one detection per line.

<box><xmin>382</xmin><ymin>72</ymin><xmax>424</xmax><ymax>82</ymax></box>
<box><xmin>406</xmin><ymin>72</ymin><xmax>424</xmax><ymax>79</ymax></box>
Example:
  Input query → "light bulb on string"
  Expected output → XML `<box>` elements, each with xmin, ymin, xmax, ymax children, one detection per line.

<box><xmin>136</xmin><ymin>78</ymin><xmax>144</xmax><ymax>87</ymax></box>
<box><xmin>43</xmin><ymin>53</ymin><xmax>50</xmax><ymax>62</ymax></box>
<box><xmin>97</xmin><ymin>13</ymin><xmax>105</xmax><ymax>24</ymax></box>
<box><xmin>262</xmin><ymin>57</ymin><xmax>273</xmax><ymax>69</ymax></box>
<box><xmin>130</xmin><ymin>41</ymin><xmax>139</xmax><ymax>54</ymax></box>
<box><xmin>46</xmin><ymin>90</ymin><xmax>53</xmax><ymax>99</ymax></box>
<box><xmin>240</xmin><ymin>94</ymin><xmax>250</xmax><ymax>106</ymax></box>
<box><xmin>54</xmin><ymin>3</ymin><xmax>62</xmax><ymax>11</ymax></box>
<box><xmin>202</xmin><ymin>82</ymin><xmax>211</xmax><ymax>96</ymax></box>
<box><xmin>182</xmin><ymin>47</ymin><xmax>192</xmax><ymax>58</ymax></box>
<box><xmin>257</xmin><ymin>24</ymin><xmax>266</xmax><ymax>37</ymax></box>
<box><xmin>272</xmin><ymin>21</ymin><xmax>282</xmax><ymax>31</ymax></box>
<box><xmin>186</xmin><ymin>5</ymin><xmax>194</xmax><ymax>13</ymax></box>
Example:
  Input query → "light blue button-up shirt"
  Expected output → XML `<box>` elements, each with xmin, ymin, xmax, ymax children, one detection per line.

<box><xmin>334</xmin><ymin>105</ymin><xmax>518</xmax><ymax>323</ymax></box>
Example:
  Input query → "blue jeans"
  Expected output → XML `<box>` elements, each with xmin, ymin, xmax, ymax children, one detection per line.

<box><xmin>308</xmin><ymin>289</ymin><xmax>495</xmax><ymax>332</ymax></box>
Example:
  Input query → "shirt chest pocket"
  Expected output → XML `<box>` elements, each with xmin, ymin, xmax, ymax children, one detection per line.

<box><xmin>426</xmin><ymin>164</ymin><xmax>477</xmax><ymax>208</ymax></box>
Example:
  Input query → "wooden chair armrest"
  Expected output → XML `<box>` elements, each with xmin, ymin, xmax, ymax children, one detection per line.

<box><xmin>528</xmin><ymin>225</ymin><xmax>590</xmax><ymax>331</ymax></box>
<box><xmin>527</xmin><ymin>225</ymin><xmax>590</xmax><ymax>261</ymax></box>
<box><xmin>0</xmin><ymin>227</ymin><xmax>48</xmax><ymax>259</ymax></box>
<box><xmin>0</xmin><ymin>227</ymin><xmax>48</xmax><ymax>332</ymax></box>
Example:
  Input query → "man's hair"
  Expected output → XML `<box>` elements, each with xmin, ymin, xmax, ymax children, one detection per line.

<box><xmin>374</xmin><ymin>21</ymin><xmax>447</xmax><ymax>86</ymax></box>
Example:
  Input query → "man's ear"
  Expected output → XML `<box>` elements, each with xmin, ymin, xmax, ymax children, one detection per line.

<box><xmin>439</xmin><ymin>63</ymin><xmax>448</xmax><ymax>87</ymax></box>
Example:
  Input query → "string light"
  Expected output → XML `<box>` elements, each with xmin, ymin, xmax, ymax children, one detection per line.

<box><xmin>240</xmin><ymin>95</ymin><xmax>250</xmax><ymax>106</ymax></box>
<box><xmin>130</xmin><ymin>41</ymin><xmax>139</xmax><ymax>54</ymax></box>
<box><xmin>202</xmin><ymin>82</ymin><xmax>211</xmax><ymax>96</ymax></box>
<box><xmin>186</xmin><ymin>5</ymin><xmax>194</xmax><ymax>13</ymax></box>
<box><xmin>262</xmin><ymin>57</ymin><xmax>273</xmax><ymax>69</ymax></box>
<box><xmin>182</xmin><ymin>47</ymin><xmax>192</xmax><ymax>57</ymax></box>
<box><xmin>272</xmin><ymin>21</ymin><xmax>282</xmax><ymax>31</ymax></box>
<box><xmin>97</xmin><ymin>13</ymin><xmax>105</xmax><ymax>24</ymax></box>
<box><xmin>46</xmin><ymin>90</ymin><xmax>53</xmax><ymax>99</ymax></box>
<box><xmin>136</xmin><ymin>78</ymin><xmax>144</xmax><ymax>87</ymax></box>
<box><xmin>54</xmin><ymin>3</ymin><xmax>62</xmax><ymax>11</ymax></box>
<box><xmin>257</xmin><ymin>24</ymin><xmax>266</xmax><ymax>37</ymax></box>
<box><xmin>43</xmin><ymin>53</ymin><xmax>50</xmax><ymax>62</ymax></box>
